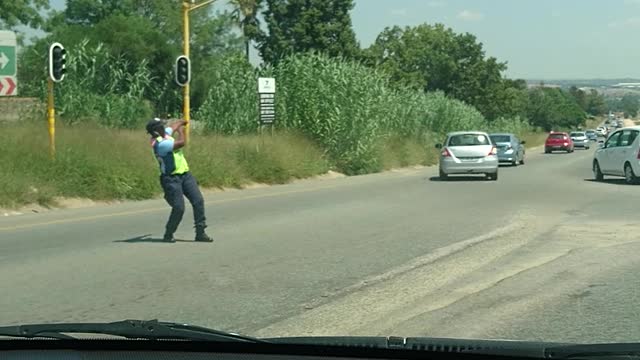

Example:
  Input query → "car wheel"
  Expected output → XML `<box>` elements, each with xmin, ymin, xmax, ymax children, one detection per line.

<box><xmin>512</xmin><ymin>159</ymin><xmax>518</xmax><ymax>167</ymax></box>
<box><xmin>487</xmin><ymin>172</ymin><xmax>498</xmax><ymax>181</ymax></box>
<box><xmin>545</xmin><ymin>148</ymin><xmax>551</xmax><ymax>154</ymax></box>
<box><xmin>439</xmin><ymin>168</ymin><xmax>448</xmax><ymax>181</ymax></box>
<box><xmin>624</xmin><ymin>163</ymin><xmax>638</xmax><ymax>185</ymax></box>
<box><xmin>519</xmin><ymin>156</ymin><xmax>525</xmax><ymax>165</ymax></box>
<box><xmin>593</xmin><ymin>161</ymin><xmax>604</xmax><ymax>181</ymax></box>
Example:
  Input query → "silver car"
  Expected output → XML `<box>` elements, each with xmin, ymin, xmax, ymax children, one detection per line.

<box><xmin>436</xmin><ymin>131</ymin><xmax>499</xmax><ymax>180</ymax></box>
<box><xmin>489</xmin><ymin>133</ymin><xmax>526</xmax><ymax>166</ymax></box>
<box><xmin>570</xmin><ymin>131</ymin><xmax>590</xmax><ymax>149</ymax></box>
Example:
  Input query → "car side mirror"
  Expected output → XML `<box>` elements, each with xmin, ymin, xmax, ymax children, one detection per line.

<box><xmin>520</xmin><ymin>140</ymin><xmax>526</xmax><ymax>145</ymax></box>
<box><xmin>435</xmin><ymin>143</ymin><xmax>442</xmax><ymax>149</ymax></box>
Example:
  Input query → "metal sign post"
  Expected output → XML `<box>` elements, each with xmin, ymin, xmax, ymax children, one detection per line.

<box><xmin>0</xmin><ymin>31</ymin><xmax>17</xmax><ymax>96</ymax></box>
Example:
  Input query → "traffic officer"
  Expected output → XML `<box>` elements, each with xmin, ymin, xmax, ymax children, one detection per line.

<box><xmin>146</xmin><ymin>118</ymin><xmax>213</xmax><ymax>243</ymax></box>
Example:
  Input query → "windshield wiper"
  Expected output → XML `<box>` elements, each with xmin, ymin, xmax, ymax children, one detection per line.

<box><xmin>267</xmin><ymin>337</ymin><xmax>640</xmax><ymax>359</ymax></box>
<box><xmin>265</xmin><ymin>336</ymin><xmax>570</xmax><ymax>358</ymax></box>
<box><xmin>546</xmin><ymin>343</ymin><xmax>640</xmax><ymax>359</ymax></box>
<box><xmin>0</xmin><ymin>319</ymin><xmax>266</xmax><ymax>342</ymax></box>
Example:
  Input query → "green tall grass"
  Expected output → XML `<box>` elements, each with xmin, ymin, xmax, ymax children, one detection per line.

<box><xmin>0</xmin><ymin>123</ymin><xmax>329</xmax><ymax>208</ymax></box>
<box><xmin>196</xmin><ymin>53</ymin><xmax>487</xmax><ymax>174</ymax></box>
<box><xmin>25</xmin><ymin>40</ymin><xmax>154</xmax><ymax>128</ymax></box>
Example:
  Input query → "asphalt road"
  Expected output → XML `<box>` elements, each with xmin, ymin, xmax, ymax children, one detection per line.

<box><xmin>2</xmin><ymin>142</ymin><xmax>640</xmax><ymax>344</ymax></box>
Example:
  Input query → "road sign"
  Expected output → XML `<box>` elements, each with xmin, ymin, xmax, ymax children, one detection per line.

<box><xmin>259</xmin><ymin>93</ymin><xmax>275</xmax><ymax>125</ymax></box>
<box><xmin>0</xmin><ymin>77</ymin><xmax>16</xmax><ymax>96</ymax></box>
<box><xmin>258</xmin><ymin>77</ymin><xmax>275</xmax><ymax>94</ymax></box>
<box><xmin>0</xmin><ymin>31</ymin><xmax>17</xmax><ymax>96</ymax></box>
<box><xmin>258</xmin><ymin>78</ymin><xmax>276</xmax><ymax>125</ymax></box>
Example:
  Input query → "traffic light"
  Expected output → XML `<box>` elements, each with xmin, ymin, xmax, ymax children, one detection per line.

<box><xmin>49</xmin><ymin>42</ymin><xmax>67</xmax><ymax>82</ymax></box>
<box><xmin>175</xmin><ymin>55</ymin><xmax>190</xmax><ymax>87</ymax></box>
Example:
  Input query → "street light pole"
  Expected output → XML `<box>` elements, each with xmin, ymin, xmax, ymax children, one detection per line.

<box><xmin>181</xmin><ymin>0</ymin><xmax>215</xmax><ymax>144</ymax></box>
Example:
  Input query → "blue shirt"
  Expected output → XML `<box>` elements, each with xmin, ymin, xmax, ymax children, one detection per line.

<box><xmin>151</xmin><ymin>127</ymin><xmax>189</xmax><ymax>175</ymax></box>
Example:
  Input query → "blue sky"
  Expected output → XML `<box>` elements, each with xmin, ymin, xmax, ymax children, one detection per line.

<box><xmin>42</xmin><ymin>0</ymin><xmax>640</xmax><ymax>79</ymax></box>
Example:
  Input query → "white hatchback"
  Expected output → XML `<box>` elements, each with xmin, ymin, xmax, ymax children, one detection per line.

<box><xmin>593</xmin><ymin>126</ymin><xmax>640</xmax><ymax>184</ymax></box>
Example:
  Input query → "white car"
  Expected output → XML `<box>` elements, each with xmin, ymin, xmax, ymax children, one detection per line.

<box><xmin>596</xmin><ymin>127</ymin><xmax>607</xmax><ymax>136</ymax></box>
<box><xmin>593</xmin><ymin>126</ymin><xmax>640</xmax><ymax>184</ymax></box>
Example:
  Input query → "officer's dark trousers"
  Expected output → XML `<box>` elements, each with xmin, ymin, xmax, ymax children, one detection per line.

<box><xmin>160</xmin><ymin>172</ymin><xmax>207</xmax><ymax>236</ymax></box>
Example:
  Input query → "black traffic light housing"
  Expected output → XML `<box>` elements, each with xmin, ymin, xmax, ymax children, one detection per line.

<box><xmin>49</xmin><ymin>42</ymin><xmax>67</xmax><ymax>82</ymax></box>
<box><xmin>175</xmin><ymin>55</ymin><xmax>190</xmax><ymax>87</ymax></box>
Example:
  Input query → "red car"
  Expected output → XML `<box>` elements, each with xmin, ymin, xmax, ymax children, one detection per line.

<box><xmin>545</xmin><ymin>132</ymin><xmax>574</xmax><ymax>153</ymax></box>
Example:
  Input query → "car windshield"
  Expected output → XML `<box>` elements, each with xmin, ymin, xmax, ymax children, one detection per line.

<box><xmin>490</xmin><ymin>135</ymin><xmax>511</xmax><ymax>143</ymax></box>
<box><xmin>448</xmin><ymin>134</ymin><xmax>491</xmax><ymax>146</ymax></box>
<box><xmin>4</xmin><ymin>0</ymin><xmax>640</xmax><ymax>350</ymax></box>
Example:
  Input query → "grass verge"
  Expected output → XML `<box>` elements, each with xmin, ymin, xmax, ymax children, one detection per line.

<box><xmin>0</xmin><ymin>124</ymin><xmax>330</xmax><ymax>208</ymax></box>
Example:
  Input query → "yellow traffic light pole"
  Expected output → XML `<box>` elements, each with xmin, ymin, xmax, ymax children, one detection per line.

<box><xmin>47</xmin><ymin>78</ymin><xmax>55</xmax><ymax>159</ymax></box>
<box><xmin>182</xmin><ymin>0</ymin><xmax>215</xmax><ymax>143</ymax></box>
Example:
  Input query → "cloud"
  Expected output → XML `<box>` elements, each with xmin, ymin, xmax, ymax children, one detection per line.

<box><xmin>427</xmin><ymin>1</ymin><xmax>446</xmax><ymax>7</ymax></box>
<box><xmin>457</xmin><ymin>10</ymin><xmax>484</xmax><ymax>21</ymax></box>
<box><xmin>608</xmin><ymin>16</ymin><xmax>640</xmax><ymax>28</ymax></box>
<box><xmin>390</xmin><ymin>8</ymin><xmax>408</xmax><ymax>16</ymax></box>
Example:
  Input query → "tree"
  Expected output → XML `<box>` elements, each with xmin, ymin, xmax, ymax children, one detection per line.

<box><xmin>568</xmin><ymin>86</ymin><xmax>588</xmax><ymax>111</ymax></box>
<box><xmin>0</xmin><ymin>0</ymin><xmax>49</xmax><ymax>29</ymax></box>
<box><xmin>567</xmin><ymin>86</ymin><xmax>606</xmax><ymax>116</ymax></box>
<box><xmin>21</xmin><ymin>0</ymin><xmax>243</xmax><ymax>113</ymax></box>
<box><xmin>621</xmin><ymin>93</ymin><xmax>639</xmax><ymax>118</ymax></box>
<box><xmin>363</xmin><ymin>23</ymin><xmax>509</xmax><ymax>120</ymax></box>
<box><xmin>526</xmin><ymin>87</ymin><xmax>585</xmax><ymax>131</ymax></box>
<box><xmin>585</xmin><ymin>89</ymin><xmax>606</xmax><ymax>115</ymax></box>
<box><xmin>229</xmin><ymin>0</ymin><xmax>263</xmax><ymax>61</ymax></box>
<box><xmin>259</xmin><ymin>0</ymin><xmax>360</xmax><ymax>64</ymax></box>
<box><xmin>498</xmin><ymin>79</ymin><xmax>529</xmax><ymax>119</ymax></box>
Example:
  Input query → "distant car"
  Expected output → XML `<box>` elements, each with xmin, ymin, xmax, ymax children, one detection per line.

<box><xmin>570</xmin><ymin>131</ymin><xmax>590</xmax><ymax>149</ymax></box>
<box><xmin>593</xmin><ymin>126</ymin><xmax>640</xmax><ymax>184</ymax></box>
<box><xmin>436</xmin><ymin>131</ymin><xmax>499</xmax><ymax>180</ymax></box>
<box><xmin>596</xmin><ymin>127</ymin><xmax>607</xmax><ymax>136</ymax></box>
<box><xmin>489</xmin><ymin>133</ymin><xmax>526</xmax><ymax>166</ymax></box>
<box><xmin>585</xmin><ymin>129</ymin><xmax>598</xmax><ymax>141</ymax></box>
<box><xmin>545</xmin><ymin>132</ymin><xmax>574</xmax><ymax>153</ymax></box>
<box><xmin>618</xmin><ymin>120</ymin><xmax>625</xmax><ymax>127</ymax></box>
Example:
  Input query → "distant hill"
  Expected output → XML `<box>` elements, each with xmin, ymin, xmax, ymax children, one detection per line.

<box><xmin>525</xmin><ymin>78</ymin><xmax>640</xmax><ymax>88</ymax></box>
